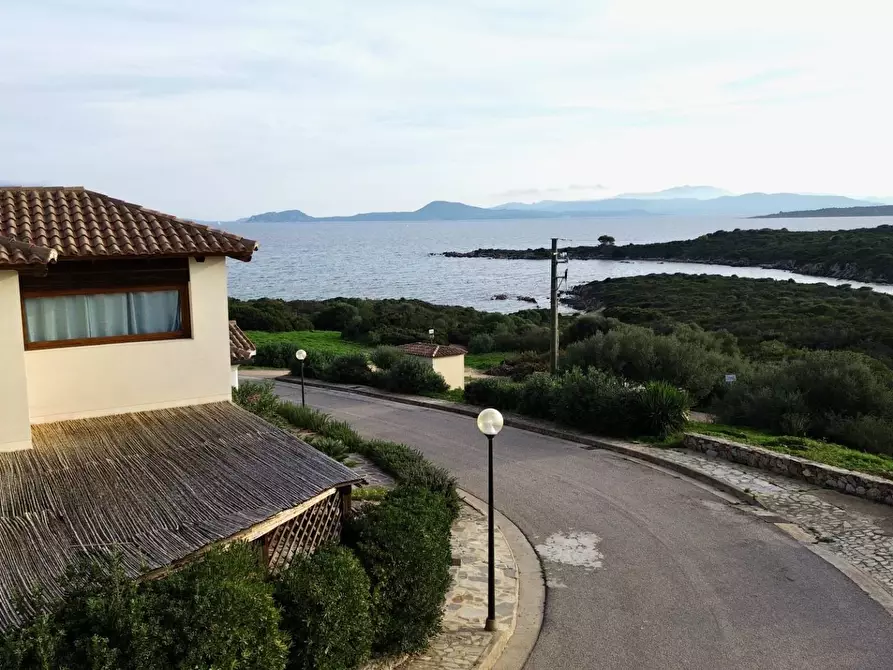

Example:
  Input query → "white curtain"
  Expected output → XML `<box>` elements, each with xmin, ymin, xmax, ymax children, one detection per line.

<box><xmin>25</xmin><ymin>290</ymin><xmax>182</xmax><ymax>343</ymax></box>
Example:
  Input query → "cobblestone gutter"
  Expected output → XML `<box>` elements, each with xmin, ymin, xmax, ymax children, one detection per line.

<box><xmin>684</xmin><ymin>433</ymin><xmax>893</xmax><ymax>507</ymax></box>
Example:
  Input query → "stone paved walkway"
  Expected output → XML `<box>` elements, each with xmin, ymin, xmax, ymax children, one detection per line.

<box><xmin>353</xmin><ymin>458</ymin><xmax>518</xmax><ymax>670</ymax></box>
<box><xmin>653</xmin><ymin>446</ymin><xmax>893</xmax><ymax>596</ymax></box>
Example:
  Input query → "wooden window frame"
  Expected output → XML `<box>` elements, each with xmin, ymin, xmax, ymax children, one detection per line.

<box><xmin>21</xmin><ymin>283</ymin><xmax>192</xmax><ymax>351</ymax></box>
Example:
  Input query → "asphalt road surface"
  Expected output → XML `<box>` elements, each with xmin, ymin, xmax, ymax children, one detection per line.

<box><xmin>271</xmin><ymin>382</ymin><xmax>893</xmax><ymax>670</ymax></box>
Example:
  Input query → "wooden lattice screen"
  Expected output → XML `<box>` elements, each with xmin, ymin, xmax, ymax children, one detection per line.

<box><xmin>261</xmin><ymin>488</ymin><xmax>345</xmax><ymax>573</ymax></box>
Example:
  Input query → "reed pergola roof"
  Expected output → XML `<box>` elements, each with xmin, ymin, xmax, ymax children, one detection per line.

<box><xmin>0</xmin><ymin>402</ymin><xmax>360</xmax><ymax>627</ymax></box>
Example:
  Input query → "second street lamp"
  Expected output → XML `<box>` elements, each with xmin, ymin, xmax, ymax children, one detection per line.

<box><xmin>476</xmin><ymin>407</ymin><xmax>504</xmax><ymax>632</ymax></box>
<box><xmin>295</xmin><ymin>349</ymin><xmax>307</xmax><ymax>406</ymax></box>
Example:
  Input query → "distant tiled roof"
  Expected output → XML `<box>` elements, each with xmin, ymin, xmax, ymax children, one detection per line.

<box><xmin>230</xmin><ymin>320</ymin><xmax>256</xmax><ymax>364</ymax></box>
<box><xmin>0</xmin><ymin>402</ymin><xmax>361</xmax><ymax>628</ymax></box>
<box><xmin>0</xmin><ymin>187</ymin><xmax>257</xmax><ymax>270</ymax></box>
<box><xmin>397</xmin><ymin>342</ymin><xmax>467</xmax><ymax>358</ymax></box>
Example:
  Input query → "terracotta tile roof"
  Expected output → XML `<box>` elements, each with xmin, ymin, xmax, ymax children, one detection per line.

<box><xmin>0</xmin><ymin>187</ymin><xmax>257</xmax><ymax>270</ymax></box>
<box><xmin>0</xmin><ymin>235</ymin><xmax>58</xmax><ymax>270</ymax></box>
<box><xmin>397</xmin><ymin>342</ymin><xmax>468</xmax><ymax>358</ymax></box>
<box><xmin>0</xmin><ymin>402</ymin><xmax>361</xmax><ymax>628</ymax></box>
<box><xmin>229</xmin><ymin>320</ymin><xmax>256</xmax><ymax>364</ymax></box>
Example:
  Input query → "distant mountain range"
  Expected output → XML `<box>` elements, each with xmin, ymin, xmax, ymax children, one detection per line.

<box><xmin>242</xmin><ymin>200</ymin><xmax>646</xmax><ymax>223</ymax></box>
<box><xmin>238</xmin><ymin>189</ymin><xmax>881</xmax><ymax>223</ymax></box>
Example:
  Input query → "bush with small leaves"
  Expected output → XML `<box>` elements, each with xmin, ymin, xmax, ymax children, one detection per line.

<box><xmin>468</xmin><ymin>333</ymin><xmax>495</xmax><ymax>354</ymax></box>
<box><xmin>233</xmin><ymin>381</ymin><xmax>289</xmax><ymax>429</ymax></box>
<box><xmin>323</xmin><ymin>353</ymin><xmax>372</xmax><ymax>385</ymax></box>
<box><xmin>518</xmin><ymin>372</ymin><xmax>557</xmax><ymax>418</ymax></box>
<box><xmin>150</xmin><ymin>543</ymin><xmax>289</xmax><ymax>670</ymax></box>
<box><xmin>254</xmin><ymin>342</ymin><xmax>299</xmax><ymax>368</ymax></box>
<box><xmin>274</xmin><ymin>545</ymin><xmax>372</xmax><ymax>670</ymax></box>
<box><xmin>275</xmin><ymin>402</ymin><xmax>332</xmax><ymax>434</ymax></box>
<box><xmin>345</xmin><ymin>488</ymin><xmax>452</xmax><ymax>656</ymax></box>
<box><xmin>378</xmin><ymin>358</ymin><xmax>448</xmax><ymax>395</ymax></box>
<box><xmin>305</xmin><ymin>436</ymin><xmax>350</xmax><ymax>463</ymax></box>
<box><xmin>463</xmin><ymin>378</ymin><xmax>522</xmax><ymax>412</ymax></box>
<box><xmin>370</xmin><ymin>346</ymin><xmax>404</xmax><ymax>370</ymax></box>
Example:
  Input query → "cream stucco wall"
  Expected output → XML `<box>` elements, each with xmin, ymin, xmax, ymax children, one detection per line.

<box><xmin>0</xmin><ymin>271</ymin><xmax>32</xmax><ymax>451</ymax></box>
<box><xmin>432</xmin><ymin>354</ymin><xmax>465</xmax><ymax>390</ymax></box>
<box><xmin>25</xmin><ymin>257</ymin><xmax>233</xmax><ymax>423</ymax></box>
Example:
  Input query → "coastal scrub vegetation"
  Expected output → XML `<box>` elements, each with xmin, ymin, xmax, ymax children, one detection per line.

<box><xmin>566</xmin><ymin>274</ymin><xmax>893</xmax><ymax>368</ymax></box>
<box><xmin>231</xmin><ymin>296</ymin><xmax>561</xmax><ymax>352</ymax></box>
<box><xmin>442</xmin><ymin>225</ymin><xmax>893</xmax><ymax>283</ymax></box>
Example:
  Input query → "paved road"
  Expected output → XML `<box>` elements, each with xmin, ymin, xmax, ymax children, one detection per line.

<box><xmin>272</xmin><ymin>382</ymin><xmax>893</xmax><ymax>670</ymax></box>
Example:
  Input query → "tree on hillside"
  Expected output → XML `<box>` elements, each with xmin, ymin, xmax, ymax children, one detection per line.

<box><xmin>598</xmin><ymin>235</ymin><xmax>616</xmax><ymax>246</ymax></box>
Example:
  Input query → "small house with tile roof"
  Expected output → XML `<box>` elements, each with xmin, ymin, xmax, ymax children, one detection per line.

<box><xmin>396</xmin><ymin>342</ymin><xmax>467</xmax><ymax>390</ymax></box>
<box><xmin>0</xmin><ymin>187</ymin><xmax>360</xmax><ymax>627</ymax></box>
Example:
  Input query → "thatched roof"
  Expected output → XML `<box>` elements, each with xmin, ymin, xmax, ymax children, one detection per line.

<box><xmin>0</xmin><ymin>402</ymin><xmax>360</xmax><ymax>627</ymax></box>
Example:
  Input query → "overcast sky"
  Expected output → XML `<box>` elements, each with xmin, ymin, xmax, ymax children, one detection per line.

<box><xmin>2</xmin><ymin>0</ymin><xmax>891</xmax><ymax>219</ymax></box>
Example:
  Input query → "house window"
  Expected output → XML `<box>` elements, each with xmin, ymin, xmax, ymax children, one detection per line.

<box><xmin>20</xmin><ymin>259</ymin><xmax>192</xmax><ymax>350</ymax></box>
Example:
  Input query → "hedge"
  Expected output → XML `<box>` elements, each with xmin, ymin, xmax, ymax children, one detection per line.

<box><xmin>345</xmin><ymin>488</ymin><xmax>453</xmax><ymax>655</ymax></box>
<box><xmin>0</xmin><ymin>544</ymin><xmax>289</xmax><ymax>670</ymax></box>
<box><xmin>274</xmin><ymin>545</ymin><xmax>372</xmax><ymax>670</ymax></box>
<box><xmin>464</xmin><ymin>369</ymin><xmax>690</xmax><ymax>439</ymax></box>
<box><xmin>288</xmin><ymin>351</ymin><xmax>449</xmax><ymax>396</ymax></box>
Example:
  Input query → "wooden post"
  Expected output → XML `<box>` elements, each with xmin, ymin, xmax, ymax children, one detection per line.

<box><xmin>549</xmin><ymin>237</ymin><xmax>559</xmax><ymax>374</ymax></box>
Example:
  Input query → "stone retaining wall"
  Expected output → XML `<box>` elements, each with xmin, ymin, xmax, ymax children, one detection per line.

<box><xmin>683</xmin><ymin>433</ymin><xmax>893</xmax><ymax>507</ymax></box>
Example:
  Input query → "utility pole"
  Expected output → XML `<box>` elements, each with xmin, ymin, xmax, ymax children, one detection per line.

<box><xmin>549</xmin><ymin>238</ymin><xmax>569</xmax><ymax>374</ymax></box>
<box><xmin>549</xmin><ymin>238</ymin><xmax>559</xmax><ymax>373</ymax></box>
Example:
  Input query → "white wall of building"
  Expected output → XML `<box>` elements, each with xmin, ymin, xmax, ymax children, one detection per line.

<box><xmin>0</xmin><ymin>271</ymin><xmax>33</xmax><ymax>451</ymax></box>
<box><xmin>432</xmin><ymin>355</ymin><xmax>465</xmax><ymax>390</ymax></box>
<box><xmin>25</xmin><ymin>257</ymin><xmax>232</xmax><ymax>423</ymax></box>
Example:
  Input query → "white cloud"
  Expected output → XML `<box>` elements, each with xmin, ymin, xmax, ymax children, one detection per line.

<box><xmin>1</xmin><ymin>0</ymin><xmax>891</xmax><ymax>217</ymax></box>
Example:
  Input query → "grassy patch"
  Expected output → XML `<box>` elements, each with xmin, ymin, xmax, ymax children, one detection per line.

<box><xmin>464</xmin><ymin>352</ymin><xmax>514</xmax><ymax>370</ymax></box>
<box><xmin>422</xmin><ymin>388</ymin><xmax>466</xmax><ymax>403</ymax></box>
<box><xmin>687</xmin><ymin>422</ymin><xmax>893</xmax><ymax>480</ymax></box>
<box><xmin>353</xmin><ymin>486</ymin><xmax>389</xmax><ymax>502</ymax></box>
<box><xmin>246</xmin><ymin>330</ymin><xmax>369</xmax><ymax>355</ymax></box>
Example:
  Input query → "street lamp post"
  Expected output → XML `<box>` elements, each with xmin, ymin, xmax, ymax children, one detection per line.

<box><xmin>295</xmin><ymin>349</ymin><xmax>307</xmax><ymax>406</ymax></box>
<box><xmin>476</xmin><ymin>408</ymin><xmax>504</xmax><ymax>632</ymax></box>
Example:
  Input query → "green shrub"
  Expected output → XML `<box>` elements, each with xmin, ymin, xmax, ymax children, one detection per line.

<box><xmin>828</xmin><ymin>415</ymin><xmax>893</xmax><ymax>457</ymax></box>
<box><xmin>562</xmin><ymin>313</ymin><xmax>616</xmax><ymax>344</ymax></box>
<box><xmin>233</xmin><ymin>381</ymin><xmax>289</xmax><ymax>429</ymax></box>
<box><xmin>151</xmin><ymin>543</ymin><xmax>288</xmax><ymax>670</ymax></box>
<box><xmin>291</xmin><ymin>350</ymin><xmax>335</xmax><ymax>379</ymax></box>
<box><xmin>561</xmin><ymin>324</ymin><xmax>747</xmax><ymax>405</ymax></box>
<box><xmin>345</xmin><ymin>488</ymin><xmax>452</xmax><ymax>655</ymax></box>
<box><xmin>275</xmin><ymin>402</ymin><xmax>332</xmax><ymax>434</ymax></box>
<box><xmin>359</xmin><ymin>440</ymin><xmax>460</xmax><ymax>519</ymax></box>
<box><xmin>715</xmin><ymin>350</ymin><xmax>893</xmax><ymax>454</ymax></box>
<box><xmin>305</xmin><ymin>436</ymin><xmax>351</xmax><ymax>462</ymax></box>
<box><xmin>254</xmin><ymin>342</ymin><xmax>298</xmax><ymax>368</ymax></box>
<box><xmin>0</xmin><ymin>610</ymin><xmax>65</xmax><ymax>670</ymax></box>
<box><xmin>317</xmin><ymin>419</ymin><xmax>364</xmax><ymax>451</ymax></box>
<box><xmin>518</xmin><ymin>372</ymin><xmax>557</xmax><ymax>418</ymax></box>
<box><xmin>313</xmin><ymin>302</ymin><xmax>361</xmax><ymax>331</ymax></box>
<box><xmin>551</xmin><ymin>368</ymin><xmax>640</xmax><ymax>436</ymax></box>
<box><xmin>464</xmin><ymin>378</ymin><xmax>522</xmax><ymax>411</ymax></box>
<box><xmin>323</xmin><ymin>353</ymin><xmax>372</xmax><ymax>384</ymax></box>
<box><xmin>370</xmin><ymin>346</ymin><xmax>404</xmax><ymax>370</ymax></box>
<box><xmin>274</xmin><ymin>545</ymin><xmax>372</xmax><ymax>670</ymax></box>
<box><xmin>634</xmin><ymin>382</ymin><xmax>690</xmax><ymax>438</ymax></box>
<box><xmin>468</xmin><ymin>333</ymin><xmax>495</xmax><ymax>354</ymax></box>
<box><xmin>378</xmin><ymin>358</ymin><xmax>448</xmax><ymax>395</ymax></box>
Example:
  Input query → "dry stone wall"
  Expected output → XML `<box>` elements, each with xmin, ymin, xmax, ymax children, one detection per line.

<box><xmin>683</xmin><ymin>433</ymin><xmax>893</xmax><ymax>507</ymax></box>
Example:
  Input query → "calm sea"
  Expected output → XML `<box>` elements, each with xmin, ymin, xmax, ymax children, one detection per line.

<box><xmin>226</xmin><ymin>215</ymin><xmax>893</xmax><ymax>313</ymax></box>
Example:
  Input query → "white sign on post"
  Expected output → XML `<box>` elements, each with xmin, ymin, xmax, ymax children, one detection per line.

<box><xmin>725</xmin><ymin>374</ymin><xmax>737</xmax><ymax>384</ymax></box>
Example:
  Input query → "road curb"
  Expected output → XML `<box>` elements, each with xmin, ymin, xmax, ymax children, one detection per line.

<box><xmin>277</xmin><ymin>376</ymin><xmax>765</xmax><ymax>508</ymax></box>
<box><xmin>458</xmin><ymin>490</ymin><xmax>545</xmax><ymax>670</ymax></box>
